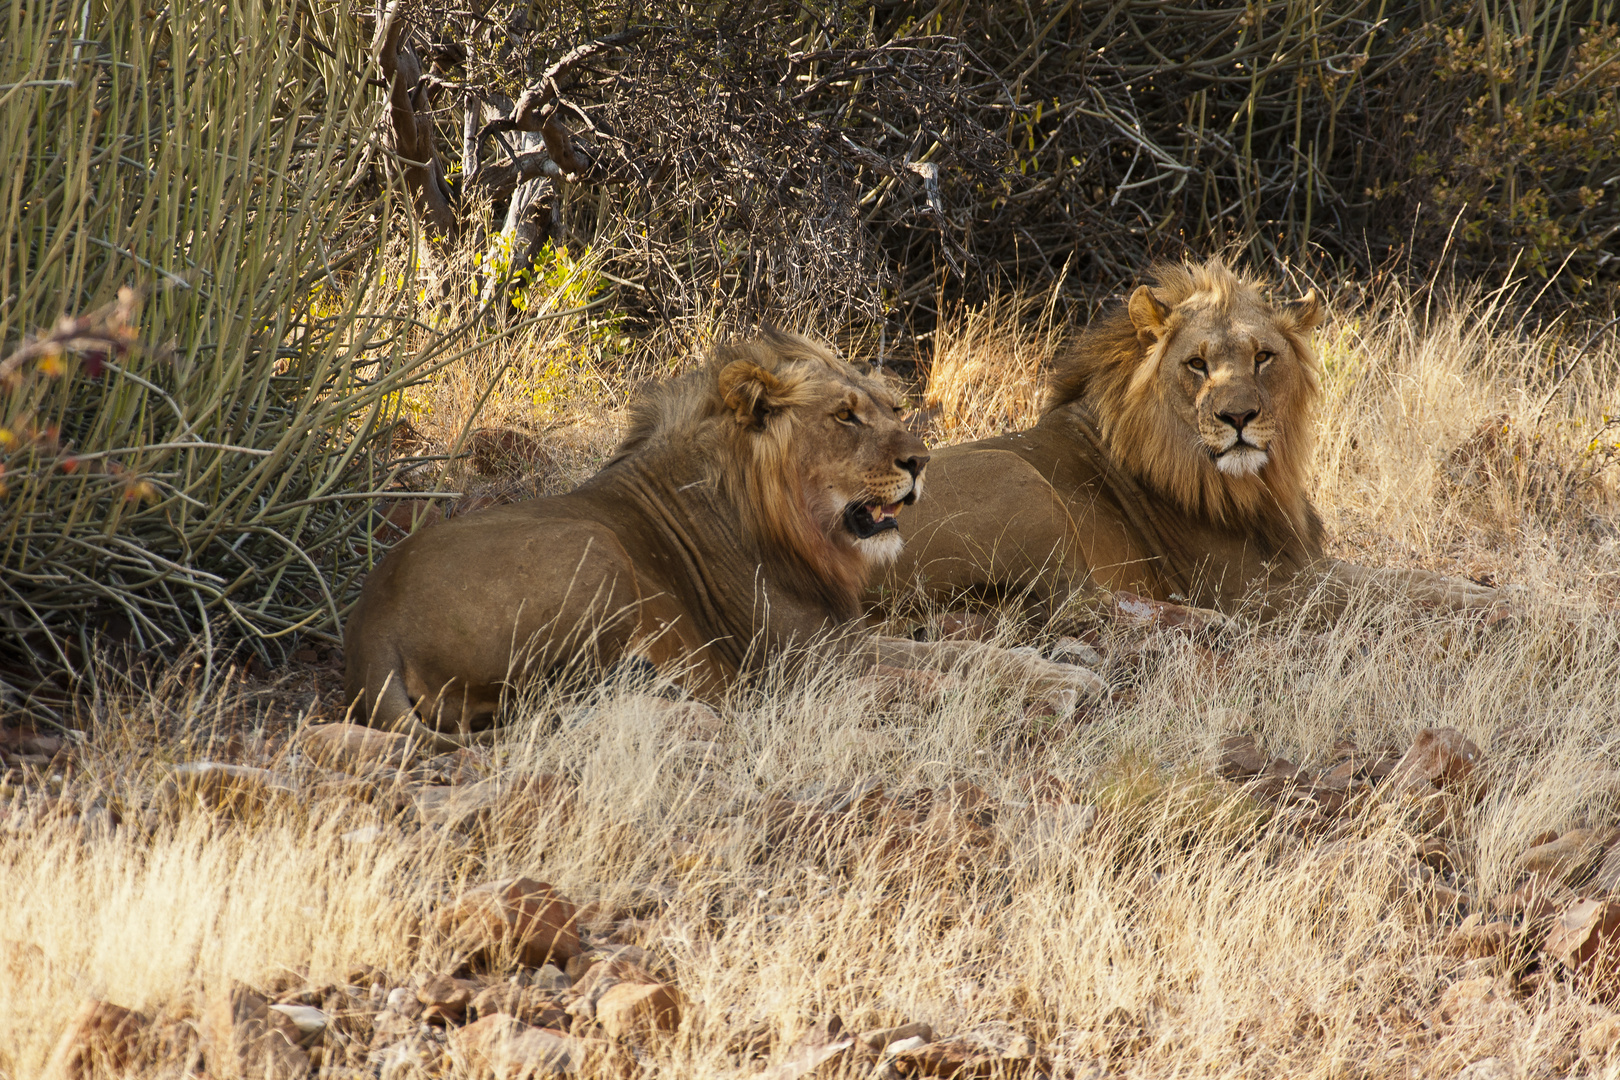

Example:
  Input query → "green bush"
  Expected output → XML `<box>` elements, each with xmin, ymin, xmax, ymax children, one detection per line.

<box><xmin>0</xmin><ymin>0</ymin><xmax>453</xmax><ymax>718</ymax></box>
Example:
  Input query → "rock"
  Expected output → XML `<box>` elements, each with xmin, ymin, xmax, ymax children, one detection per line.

<box><xmin>1417</xmin><ymin>836</ymin><xmax>1457</xmax><ymax>872</ymax></box>
<box><xmin>368</xmin><ymin>1009</ymin><xmax>419</xmax><ymax>1046</ymax></box>
<box><xmin>1544</xmin><ymin>898</ymin><xmax>1620</xmax><ymax>996</ymax></box>
<box><xmin>1316</xmin><ymin>759</ymin><xmax>1356</xmax><ymax>792</ymax></box>
<box><xmin>266</xmin><ymin>1003</ymin><xmax>327</xmax><ymax>1043</ymax></box>
<box><xmin>766</xmin><ymin>1016</ymin><xmax>868</xmax><ymax>1080</ymax></box>
<box><xmin>385</xmin><ymin>986</ymin><xmax>423</xmax><ymax>1018</ymax></box>
<box><xmin>438</xmin><ymin>877</ymin><xmax>581</xmax><ymax>968</ymax></box>
<box><xmin>1526</xmin><ymin>828</ymin><xmax>1560</xmax><ymax>850</ymax></box>
<box><xmin>1492</xmin><ymin>876</ymin><xmax>1561</xmax><ymax>922</ymax></box>
<box><xmin>1447</xmin><ymin>914</ymin><xmax>1512</xmax><ymax>959</ymax></box>
<box><xmin>890</xmin><ymin>1032</ymin><xmax>1044</xmax><ymax>1077</ymax></box>
<box><xmin>469</xmin><ymin>984</ymin><xmax>569</xmax><ymax>1028</ymax></box>
<box><xmin>1436</xmin><ymin>977</ymin><xmax>1505</xmax><ymax>1023</ymax></box>
<box><xmin>531</xmin><ymin>964</ymin><xmax>570</xmax><ymax>992</ymax></box>
<box><xmin>296</xmin><ymin>723</ymin><xmax>416</xmax><ymax>772</ymax></box>
<box><xmin>1400</xmin><ymin>860</ymin><xmax>1470</xmax><ymax>920</ymax></box>
<box><xmin>1049</xmin><ymin>637</ymin><xmax>1103</xmax><ymax>667</ymax></box>
<box><xmin>566</xmin><ymin>959</ymin><xmax>662</xmax><ymax>1022</ymax></box>
<box><xmin>1385</xmin><ymin>727</ymin><xmax>1481</xmax><ymax>798</ymax></box>
<box><xmin>203</xmin><ymin>987</ymin><xmax>312</xmax><ymax>1080</ymax></box>
<box><xmin>1215</xmin><ymin>735</ymin><xmax>1266</xmax><ymax>780</ymax></box>
<box><xmin>594</xmin><ymin>980</ymin><xmax>683</xmax><ymax>1039</ymax></box>
<box><xmin>1581</xmin><ymin>1015</ymin><xmax>1620</xmax><ymax>1060</ymax></box>
<box><xmin>566</xmin><ymin>945</ymin><xmax>656</xmax><ymax>985</ymax></box>
<box><xmin>42</xmin><ymin>999</ymin><xmax>149</xmax><ymax>1080</ymax></box>
<box><xmin>1588</xmin><ymin>842</ymin><xmax>1620</xmax><ymax>894</ymax></box>
<box><xmin>367</xmin><ymin>1034</ymin><xmax>437</xmax><ymax>1074</ymax></box>
<box><xmin>1453</xmin><ymin>1058</ymin><xmax>1513</xmax><ymax>1080</ymax></box>
<box><xmin>1518</xmin><ymin>827</ymin><xmax>1607</xmax><ymax>885</ymax></box>
<box><xmin>927</xmin><ymin>610</ymin><xmax>997</xmax><ymax>642</ymax></box>
<box><xmin>859</xmin><ymin>1021</ymin><xmax>933</xmax><ymax>1052</ymax></box>
<box><xmin>417</xmin><ymin>974</ymin><xmax>481</xmax><ymax>1024</ymax></box>
<box><xmin>155</xmin><ymin>762</ymin><xmax>295</xmax><ymax>818</ymax></box>
<box><xmin>451</xmin><ymin>1014</ymin><xmax>617</xmax><ymax>1077</ymax></box>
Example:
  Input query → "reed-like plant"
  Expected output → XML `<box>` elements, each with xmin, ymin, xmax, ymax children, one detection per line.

<box><xmin>0</xmin><ymin>0</ymin><xmax>481</xmax><ymax>720</ymax></box>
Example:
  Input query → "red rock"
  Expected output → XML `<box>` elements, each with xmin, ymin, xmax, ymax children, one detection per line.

<box><xmin>1447</xmin><ymin>914</ymin><xmax>1511</xmax><ymax>959</ymax></box>
<box><xmin>450</xmin><ymin>1014</ymin><xmax>620</xmax><ymax>1077</ymax></box>
<box><xmin>1518</xmin><ymin>827</ymin><xmax>1608</xmax><ymax>885</ymax></box>
<box><xmin>1215</xmin><ymin>735</ymin><xmax>1265</xmax><ymax>780</ymax></box>
<box><xmin>1384</xmin><ymin>727</ymin><xmax>1481</xmax><ymax>798</ymax></box>
<box><xmin>594</xmin><ymin>981</ymin><xmax>683</xmax><ymax>1039</ymax></box>
<box><xmin>566</xmin><ymin>959</ymin><xmax>661</xmax><ymax>1022</ymax></box>
<box><xmin>439</xmin><ymin>877</ymin><xmax>582</xmax><ymax>968</ymax></box>
<box><xmin>417</xmin><ymin>974</ymin><xmax>481</xmax><ymax>1024</ymax></box>
<box><xmin>42</xmin><ymin>1000</ymin><xmax>149</xmax><ymax>1080</ymax></box>
<box><xmin>1545</xmin><ymin>898</ymin><xmax>1620</xmax><ymax>997</ymax></box>
<box><xmin>1590</xmin><ymin>842</ymin><xmax>1620</xmax><ymax>894</ymax></box>
<box><xmin>202</xmin><ymin>988</ymin><xmax>310</xmax><ymax>1079</ymax></box>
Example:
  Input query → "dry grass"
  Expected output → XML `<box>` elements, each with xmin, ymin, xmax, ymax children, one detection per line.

<box><xmin>5</xmin><ymin>281</ymin><xmax>1620</xmax><ymax>1080</ymax></box>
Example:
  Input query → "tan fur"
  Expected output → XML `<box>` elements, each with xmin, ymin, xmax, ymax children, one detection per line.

<box><xmin>345</xmin><ymin>329</ymin><xmax>940</xmax><ymax>744</ymax></box>
<box><xmin>877</xmin><ymin>259</ymin><xmax>1502</xmax><ymax>622</ymax></box>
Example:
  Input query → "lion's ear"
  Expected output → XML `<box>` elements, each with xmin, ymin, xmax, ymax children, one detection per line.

<box><xmin>1127</xmin><ymin>286</ymin><xmax>1170</xmax><ymax>344</ymax></box>
<box><xmin>1280</xmin><ymin>288</ymin><xmax>1323</xmax><ymax>332</ymax></box>
<box><xmin>719</xmin><ymin>360</ymin><xmax>791</xmax><ymax>429</ymax></box>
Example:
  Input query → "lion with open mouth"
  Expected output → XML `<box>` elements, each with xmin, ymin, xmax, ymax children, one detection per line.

<box><xmin>344</xmin><ymin>329</ymin><xmax>1103</xmax><ymax>744</ymax></box>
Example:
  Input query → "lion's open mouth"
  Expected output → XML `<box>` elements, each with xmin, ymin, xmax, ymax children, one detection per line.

<box><xmin>844</xmin><ymin>500</ymin><xmax>904</xmax><ymax>539</ymax></box>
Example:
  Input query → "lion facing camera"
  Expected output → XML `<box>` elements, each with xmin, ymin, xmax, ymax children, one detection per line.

<box><xmin>878</xmin><ymin>259</ymin><xmax>1503</xmax><ymax>623</ymax></box>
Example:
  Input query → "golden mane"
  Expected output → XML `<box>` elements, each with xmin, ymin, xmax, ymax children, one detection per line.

<box><xmin>1045</xmin><ymin>259</ymin><xmax>1324</xmax><ymax>544</ymax></box>
<box><xmin>609</xmin><ymin>328</ymin><xmax>875</xmax><ymax>613</ymax></box>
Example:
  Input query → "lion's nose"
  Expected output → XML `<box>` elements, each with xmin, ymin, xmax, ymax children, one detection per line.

<box><xmin>1219</xmin><ymin>408</ymin><xmax>1258</xmax><ymax>432</ymax></box>
<box><xmin>897</xmin><ymin>453</ymin><xmax>929</xmax><ymax>479</ymax></box>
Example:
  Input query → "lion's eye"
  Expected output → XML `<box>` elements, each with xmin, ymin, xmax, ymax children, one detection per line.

<box><xmin>1188</xmin><ymin>356</ymin><xmax>1207</xmax><ymax>373</ymax></box>
<box><xmin>1255</xmin><ymin>351</ymin><xmax>1275</xmax><ymax>368</ymax></box>
<box><xmin>835</xmin><ymin>408</ymin><xmax>858</xmax><ymax>424</ymax></box>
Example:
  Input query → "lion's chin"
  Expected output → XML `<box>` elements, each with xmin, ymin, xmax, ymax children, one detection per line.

<box><xmin>853</xmin><ymin>528</ymin><xmax>906</xmax><ymax>566</ymax></box>
<box><xmin>1215</xmin><ymin>446</ymin><xmax>1269</xmax><ymax>477</ymax></box>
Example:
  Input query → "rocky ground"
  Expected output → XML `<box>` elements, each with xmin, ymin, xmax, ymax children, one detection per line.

<box><xmin>7</xmin><ymin>588</ymin><xmax>1620</xmax><ymax>1080</ymax></box>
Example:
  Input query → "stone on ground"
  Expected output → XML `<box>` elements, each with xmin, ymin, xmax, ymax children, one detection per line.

<box><xmin>438</xmin><ymin>877</ymin><xmax>582</xmax><ymax>967</ymax></box>
<box><xmin>42</xmin><ymin>1000</ymin><xmax>150</xmax><ymax>1080</ymax></box>
<box><xmin>1385</xmin><ymin>727</ymin><xmax>1481</xmax><ymax>798</ymax></box>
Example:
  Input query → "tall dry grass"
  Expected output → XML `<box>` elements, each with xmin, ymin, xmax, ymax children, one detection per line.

<box><xmin>4</xmin><ymin>282</ymin><xmax>1620</xmax><ymax>1079</ymax></box>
